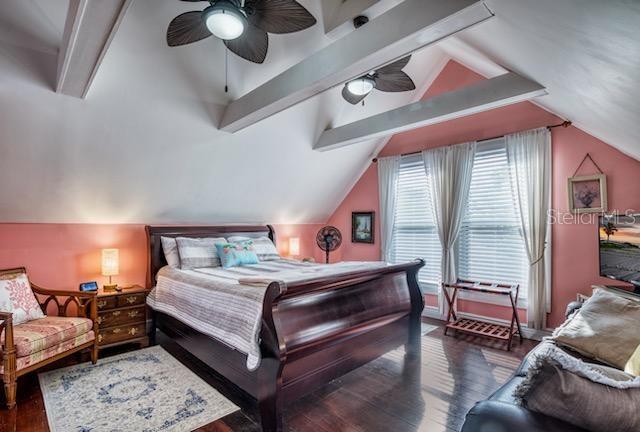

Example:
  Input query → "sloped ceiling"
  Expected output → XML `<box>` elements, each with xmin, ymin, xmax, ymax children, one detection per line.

<box><xmin>0</xmin><ymin>0</ymin><xmax>446</xmax><ymax>224</ymax></box>
<box><xmin>454</xmin><ymin>0</ymin><xmax>640</xmax><ymax>161</ymax></box>
<box><xmin>0</xmin><ymin>0</ymin><xmax>638</xmax><ymax>225</ymax></box>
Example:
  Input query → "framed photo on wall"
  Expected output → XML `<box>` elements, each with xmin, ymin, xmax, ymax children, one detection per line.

<box><xmin>352</xmin><ymin>212</ymin><xmax>375</xmax><ymax>244</ymax></box>
<box><xmin>568</xmin><ymin>174</ymin><xmax>607</xmax><ymax>214</ymax></box>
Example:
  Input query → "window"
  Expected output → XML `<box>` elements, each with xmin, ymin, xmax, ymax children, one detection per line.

<box><xmin>391</xmin><ymin>154</ymin><xmax>441</xmax><ymax>293</ymax></box>
<box><xmin>390</xmin><ymin>140</ymin><xmax>529</xmax><ymax>300</ymax></box>
<box><xmin>458</xmin><ymin>139</ymin><xmax>529</xmax><ymax>299</ymax></box>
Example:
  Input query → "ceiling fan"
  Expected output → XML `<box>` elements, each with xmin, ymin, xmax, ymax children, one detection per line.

<box><xmin>167</xmin><ymin>0</ymin><xmax>317</xmax><ymax>64</ymax></box>
<box><xmin>342</xmin><ymin>16</ymin><xmax>416</xmax><ymax>105</ymax></box>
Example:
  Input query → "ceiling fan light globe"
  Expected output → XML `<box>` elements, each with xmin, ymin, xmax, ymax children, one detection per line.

<box><xmin>203</xmin><ymin>3</ymin><xmax>247</xmax><ymax>40</ymax></box>
<box><xmin>346</xmin><ymin>77</ymin><xmax>375</xmax><ymax>96</ymax></box>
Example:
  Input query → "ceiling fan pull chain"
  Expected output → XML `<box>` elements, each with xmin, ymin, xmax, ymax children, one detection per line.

<box><xmin>225</xmin><ymin>47</ymin><xmax>229</xmax><ymax>93</ymax></box>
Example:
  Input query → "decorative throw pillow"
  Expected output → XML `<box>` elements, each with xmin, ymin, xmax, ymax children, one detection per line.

<box><xmin>161</xmin><ymin>237</ymin><xmax>180</xmax><ymax>268</ymax></box>
<box><xmin>175</xmin><ymin>237</ymin><xmax>226</xmax><ymax>269</ymax></box>
<box><xmin>514</xmin><ymin>347</ymin><xmax>640</xmax><ymax>432</ymax></box>
<box><xmin>551</xmin><ymin>288</ymin><xmax>640</xmax><ymax>369</ymax></box>
<box><xmin>227</xmin><ymin>236</ymin><xmax>280</xmax><ymax>261</ymax></box>
<box><xmin>625</xmin><ymin>344</ymin><xmax>640</xmax><ymax>376</ymax></box>
<box><xmin>0</xmin><ymin>271</ymin><xmax>45</xmax><ymax>325</ymax></box>
<box><xmin>215</xmin><ymin>242</ymin><xmax>260</xmax><ymax>269</ymax></box>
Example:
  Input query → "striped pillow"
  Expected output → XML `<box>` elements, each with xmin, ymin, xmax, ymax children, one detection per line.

<box><xmin>161</xmin><ymin>237</ymin><xmax>180</xmax><ymax>268</ymax></box>
<box><xmin>228</xmin><ymin>236</ymin><xmax>280</xmax><ymax>261</ymax></box>
<box><xmin>175</xmin><ymin>237</ymin><xmax>226</xmax><ymax>269</ymax></box>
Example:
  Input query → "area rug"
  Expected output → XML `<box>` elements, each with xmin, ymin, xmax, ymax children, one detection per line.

<box><xmin>38</xmin><ymin>346</ymin><xmax>238</xmax><ymax>432</ymax></box>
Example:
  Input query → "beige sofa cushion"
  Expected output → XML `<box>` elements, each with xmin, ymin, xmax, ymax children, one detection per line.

<box><xmin>552</xmin><ymin>288</ymin><xmax>640</xmax><ymax>369</ymax></box>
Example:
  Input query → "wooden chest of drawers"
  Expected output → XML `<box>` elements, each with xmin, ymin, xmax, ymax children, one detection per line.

<box><xmin>96</xmin><ymin>286</ymin><xmax>151</xmax><ymax>349</ymax></box>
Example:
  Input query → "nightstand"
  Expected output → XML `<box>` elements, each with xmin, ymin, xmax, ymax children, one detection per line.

<box><xmin>96</xmin><ymin>285</ymin><xmax>151</xmax><ymax>349</ymax></box>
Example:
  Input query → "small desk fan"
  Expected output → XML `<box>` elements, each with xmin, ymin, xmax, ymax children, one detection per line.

<box><xmin>316</xmin><ymin>226</ymin><xmax>342</xmax><ymax>264</ymax></box>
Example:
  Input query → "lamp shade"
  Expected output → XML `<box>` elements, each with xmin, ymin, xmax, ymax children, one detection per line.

<box><xmin>289</xmin><ymin>237</ymin><xmax>300</xmax><ymax>257</ymax></box>
<box><xmin>101</xmin><ymin>249</ymin><xmax>119</xmax><ymax>277</ymax></box>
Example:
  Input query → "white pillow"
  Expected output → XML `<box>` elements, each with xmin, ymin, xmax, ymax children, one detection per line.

<box><xmin>175</xmin><ymin>237</ymin><xmax>226</xmax><ymax>269</ymax></box>
<box><xmin>228</xmin><ymin>236</ymin><xmax>280</xmax><ymax>261</ymax></box>
<box><xmin>161</xmin><ymin>237</ymin><xmax>180</xmax><ymax>268</ymax></box>
<box><xmin>0</xmin><ymin>271</ymin><xmax>45</xmax><ymax>325</ymax></box>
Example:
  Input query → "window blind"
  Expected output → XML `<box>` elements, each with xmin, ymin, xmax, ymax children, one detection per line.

<box><xmin>391</xmin><ymin>154</ymin><xmax>442</xmax><ymax>293</ymax></box>
<box><xmin>458</xmin><ymin>139</ymin><xmax>529</xmax><ymax>298</ymax></box>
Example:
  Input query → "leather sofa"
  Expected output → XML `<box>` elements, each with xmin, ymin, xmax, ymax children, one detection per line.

<box><xmin>460</xmin><ymin>301</ymin><xmax>589</xmax><ymax>432</ymax></box>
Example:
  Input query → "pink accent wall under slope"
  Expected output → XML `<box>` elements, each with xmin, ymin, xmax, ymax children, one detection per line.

<box><xmin>327</xmin><ymin>60</ymin><xmax>640</xmax><ymax>327</ymax></box>
<box><xmin>0</xmin><ymin>223</ymin><xmax>324</xmax><ymax>290</ymax></box>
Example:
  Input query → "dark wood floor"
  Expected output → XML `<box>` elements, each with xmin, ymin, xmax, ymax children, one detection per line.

<box><xmin>0</xmin><ymin>319</ymin><xmax>537</xmax><ymax>432</ymax></box>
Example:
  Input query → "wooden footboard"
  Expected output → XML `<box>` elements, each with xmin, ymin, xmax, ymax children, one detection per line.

<box><xmin>146</xmin><ymin>225</ymin><xmax>424</xmax><ymax>432</ymax></box>
<box><xmin>258</xmin><ymin>260</ymin><xmax>424</xmax><ymax>431</ymax></box>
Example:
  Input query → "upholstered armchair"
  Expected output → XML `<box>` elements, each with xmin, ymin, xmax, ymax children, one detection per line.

<box><xmin>0</xmin><ymin>267</ymin><xmax>98</xmax><ymax>409</ymax></box>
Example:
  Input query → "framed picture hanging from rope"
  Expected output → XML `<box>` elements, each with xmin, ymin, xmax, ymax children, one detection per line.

<box><xmin>568</xmin><ymin>153</ymin><xmax>607</xmax><ymax>214</ymax></box>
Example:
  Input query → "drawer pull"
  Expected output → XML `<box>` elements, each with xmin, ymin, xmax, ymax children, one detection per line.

<box><xmin>98</xmin><ymin>334</ymin><xmax>104</xmax><ymax>343</ymax></box>
<box><xmin>128</xmin><ymin>327</ymin><xmax>139</xmax><ymax>336</ymax></box>
<box><xmin>113</xmin><ymin>328</ymin><xmax>122</xmax><ymax>334</ymax></box>
<box><xmin>112</xmin><ymin>311</ymin><xmax>121</xmax><ymax>317</ymax></box>
<box><xmin>128</xmin><ymin>310</ymin><xmax>140</xmax><ymax>318</ymax></box>
<box><xmin>97</xmin><ymin>301</ymin><xmax>108</xmax><ymax>308</ymax></box>
<box><xmin>97</xmin><ymin>317</ymin><xmax>103</xmax><ymax>325</ymax></box>
<box><xmin>126</xmin><ymin>296</ymin><xmax>139</xmax><ymax>304</ymax></box>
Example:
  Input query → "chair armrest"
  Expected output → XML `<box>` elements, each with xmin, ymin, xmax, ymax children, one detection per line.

<box><xmin>30</xmin><ymin>283</ymin><xmax>98</xmax><ymax>319</ymax></box>
<box><xmin>0</xmin><ymin>310</ymin><xmax>15</xmax><ymax>351</ymax></box>
<box><xmin>461</xmin><ymin>401</ymin><xmax>588</xmax><ymax>432</ymax></box>
<box><xmin>31</xmin><ymin>283</ymin><xmax>97</xmax><ymax>299</ymax></box>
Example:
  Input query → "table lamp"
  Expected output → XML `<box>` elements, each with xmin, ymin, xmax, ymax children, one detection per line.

<box><xmin>102</xmin><ymin>248</ymin><xmax>119</xmax><ymax>291</ymax></box>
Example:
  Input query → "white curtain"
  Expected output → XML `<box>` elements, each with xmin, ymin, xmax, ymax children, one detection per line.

<box><xmin>378</xmin><ymin>156</ymin><xmax>401</xmax><ymax>263</ymax></box>
<box><xmin>422</xmin><ymin>142</ymin><xmax>476</xmax><ymax>314</ymax></box>
<box><xmin>506</xmin><ymin>128</ymin><xmax>551</xmax><ymax>330</ymax></box>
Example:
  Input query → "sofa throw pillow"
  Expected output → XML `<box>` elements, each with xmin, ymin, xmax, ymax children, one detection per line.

<box><xmin>551</xmin><ymin>288</ymin><xmax>640</xmax><ymax>369</ymax></box>
<box><xmin>161</xmin><ymin>237</ymin><xmax>181</xmax><ymax>268</ymax></box>
<box><xmin>625</xmin><ymin>344</ymin><xmax>640</xmax><ymax>376</ymax></box>
<box><xmin>514</xmin><ymin>346</ymin><xmax>640</xmax><ymax>432</ymax></box>
<box><xmin>175</xmin><ymin>237</ymin><xmax>226</xmax><ymax>269</ymax></box>
<box><xmin>215</xmin><ymin>242</ymin><xmax>260</xmax><ymax>269</ymax></box>
<box><xmin>228</xmin><ymin>236</ymin><xmax>280</xmax><ymax>261</ymax></box>
<box><xmin>0</xmin><ymin>271</ymin><xmax>45</xmax><ymax>325</ymax></box>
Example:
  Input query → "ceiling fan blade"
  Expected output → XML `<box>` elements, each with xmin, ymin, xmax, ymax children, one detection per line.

<box><xmin>167</xmin><ymin>11</ymin><xmax>212</xmax><ymax>47</ymax></box>
<box><xmin>376</xmin><ymin>55</ymin><xmax>412</xmax><ymax>75</ymax></box>
<box><xmin>342</xmin><ymin>85</ymin><xmax>368</xmax><ymax>105</ymax></box>
<box><xmin>224</xmin><ymin>24</ymin><xmax>269</xmax><ymax>63</ymax></box>
<box><xmin>245</xmin><ymin>0</ymin><xmax>317</xmax><ymax>34</ymax></box>
<box><xmin>374</xmin><ymin>71</ymin><xmax>416</xmax><ymax>93</ymax></box>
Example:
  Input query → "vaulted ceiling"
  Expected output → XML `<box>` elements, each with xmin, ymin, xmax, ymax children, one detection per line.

<box><xmin>0</xmin><ymin>0</ymin><xmax>638</xmax><ymax>224</ymax></box>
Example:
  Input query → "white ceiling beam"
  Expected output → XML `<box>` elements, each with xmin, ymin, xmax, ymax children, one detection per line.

<box><xmin>219</xmin><ymin>0</ymin><xmax>493</xmax><ymax>132</ymax></box>
<box><xmin>314</xmin><ymin>72</ymin><xmax>547</xmax><ymax>151</ymax></box>
<box><xmin>56</xmin><ymin>0</ymin><xmax>132</xmax><ymax>98</ymax></box>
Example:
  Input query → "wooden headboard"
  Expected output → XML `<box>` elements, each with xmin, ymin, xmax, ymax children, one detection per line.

<box><xmin>145</xmin><ymin>225</ymin><xmax>275</xmax><ymax>288</ymax></box>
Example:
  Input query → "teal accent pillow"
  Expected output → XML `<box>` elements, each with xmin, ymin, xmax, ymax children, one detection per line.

<box><xmin>215</xmin><ymin>242</ymin><xmax>260</xmax><ymax>269</ymax></box>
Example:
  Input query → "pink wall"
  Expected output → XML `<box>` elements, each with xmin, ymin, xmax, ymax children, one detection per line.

<box><xmin>0</xmin><ymin>223</ymin><xmax>324</xmax><ymax>290</ymax></box>
<box><xmin>328</xmin><ymin>60</ymin><xmax>640</xmax><ymax>327</ymax></box>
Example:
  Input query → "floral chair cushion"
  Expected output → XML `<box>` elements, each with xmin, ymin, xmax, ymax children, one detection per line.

<box><xmin>1</xmin><ymin>316</ymin><xmax>93</xmax><ymax>358</ymax></box>
<box><xmin>0</xmin><ymin>271</ymin><xmax>45</xmax><ymax>325</ymax></box>
<box><xmin>0</xmin><ymin>331</ymin><xmax>95</xmax><ymax>373</ymax></box>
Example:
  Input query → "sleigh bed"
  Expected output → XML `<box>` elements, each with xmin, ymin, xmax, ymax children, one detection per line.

<box><xmin>145</xmin><ymin>225</ymin><xmax>424</xmax><ymax>431</ymax></box>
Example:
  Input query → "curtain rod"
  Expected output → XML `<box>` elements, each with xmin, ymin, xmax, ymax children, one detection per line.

<box><xmin>371</xmin><ymin>121</ymin><xmax>571</xmax><ymax>163</ymax></box>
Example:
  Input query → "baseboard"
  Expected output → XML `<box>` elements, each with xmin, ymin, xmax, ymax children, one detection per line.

<box><xmin>422</xmin><ymin>308</ymin><xmax>552</xmax><ymax>341</ymax></box>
